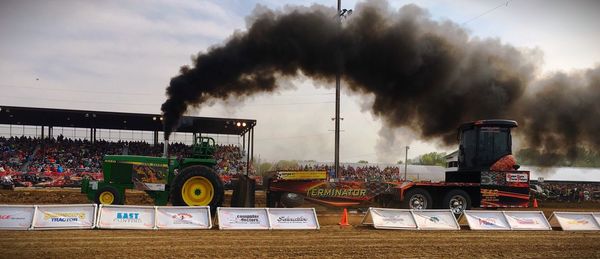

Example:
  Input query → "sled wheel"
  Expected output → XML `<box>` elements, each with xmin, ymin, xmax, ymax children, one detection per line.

<box><xmin>402</xmin><ymin>188</ymin><xmax>432</xmax><ymax>210</ymax></box>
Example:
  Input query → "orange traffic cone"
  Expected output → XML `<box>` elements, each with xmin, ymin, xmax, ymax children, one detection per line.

<box><xmin>533</xmin><ymin>198</ymin><xmax>539</xmax><ymax>208</ymax></box>
<box><xmin>339</xmin><ymin>208</ymin><xmax>350</xmax><ymax>227</ymax></box>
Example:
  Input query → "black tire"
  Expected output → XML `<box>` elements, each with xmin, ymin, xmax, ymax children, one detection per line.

<box><xmin>401</xmin><ymin>188</ymin><xmax>432</xmax><ymax>210</ymax></box>
<box><xmin>170</xmin><ymin>165</ymin><xmax>224</xmax><ymax>214</ymax></box>
<box><xmin>94</xmin><ymin>186</ymin><xmax>123</xmax><ymax>205</ymax></box>
<box><xmin>442</xmin><ymin>189</ymin><xmax>471</xmax><ymax>216</ymax></box>
<box><xmin>266</xmin><ymin>191</ymin><xmax>281</xmax><ymax>207</ymax></box>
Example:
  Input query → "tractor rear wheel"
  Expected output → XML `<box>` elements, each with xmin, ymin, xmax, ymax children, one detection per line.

<box><xmin>95</xmin><ymin>186</ymin><xmax>123</xmax><ymax>205</ymax></box>
<box><xmin>171</xmin><ymin>165</ymin><xmax>224</xmax><ymax>213</ymax></box>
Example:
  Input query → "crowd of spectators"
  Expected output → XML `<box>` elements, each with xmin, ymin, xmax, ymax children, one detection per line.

<box><xmin>535</xmin><ymin>182</ymin><xmax>600</xmax><ymax>201</ymax></box>
<box><xmin>0</xmin><ymin>136</ymin><xmax>250</xmax><ymax>187</ymax></box>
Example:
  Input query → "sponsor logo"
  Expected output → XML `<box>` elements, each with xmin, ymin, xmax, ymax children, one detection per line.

<box><xmin>277</xmin><ymin>216</ymin><xmax>308</xmax><ymax>223</ymax></box>
<box><xmin>383</xmin><ymin>215</ymin><xmax>406</xmax><ymax>224</ymax></box>
<box><xmin>566</xmin><ymin>219</ymin><xmax>589</xmax><ymax>225</ymax></box>
<box><xmin>428</xmin><ymin>216</ymin><xmax>440</xmax><ymax>223</ymax></box>
<box><xmin>113</xmin><ymin>212</ymin><xmax>142</xmax><ymax>223</ymax></box>
<box><xmin>478</xmin><ymin>218</ymin><xmax>497</xmax><ymax>226</ymax></box>
<box><xmin>0</xmin><ymin>214</ymin><xmax>27</xmax><ymax>220</ymax></box>
<box><xmin>43</xmin><ymin>212</ymin><xmax>85</xmax><ymax>223</ymax></box>
<box><xmin>172</xmin><ymin>213</ymin><xmax>194</xmax><ymax>225</ymax></box>
<box><xmin>515</xmin><ymin>217</ymin><xmax>537</xmax><ymax>225</ymax></box>
<box><xmin>307</xmin><ymin>188</ymin><xmax>367</xmax><ymax>198</ymax></box>
<box><xmin>235</xmin><ymin>214</ymin><xmax>260</xmax><ymax>223</ymax></box>
<box><xmin>506</xmin><ymin>173</ymin><xmax>528</xmax><ymax>183</ymax></box>
<box><xmin>277</xmin><ymin>171</ymin><xmax>327</xmax><ymax>180</ymax></box>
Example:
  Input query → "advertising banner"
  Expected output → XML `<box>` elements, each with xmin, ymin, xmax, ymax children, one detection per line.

<box><xmin>0</xmin><ymin>205</ymin><xmax>35</xmax><ymax>230</ymax></box>
<box><xmin>503</xmin><ymin>211</ymin><xmax>551</xmax><ymax>230</ymax></box>
<box><xmin>480</xmin><ymin>171</ymin><xmax>530</xmax><ymax>208</ymax></box>
<box><xmin>97</xmin><ymin>205</ymin><xmax>155</xmax><ymax>230</ymax></box>
<box><xmin>594</xmin><ymin>213</ymin><xmax>600</xmax><ymax>227</ymax></box>
<box><xmin>463</xmin><ymin>211</ymin><xmax>510</xmax><ymax>230</ymax></box>
<box><xmin>131</xmin><ymin>163</ymin><xmax>168</xmax><ymax>191</ymax></box>
<box><xmin>548</xmin><ymin>212</ymin><xmax>600</xmax><ymax>231</ymax></box>
<box><xmin>217</xmin><ymin>207</ymin><xmax>270</xmax><ymax>230</ymax></box>
<box><xmin>361</xmin><ymin>208</ymin><xmax>417</xmax><ymax>230</ymax></box>
<box><xmin>32</xmin><ymin>204</ymin><xmax>96</xmax><ymax>230</ymax></box>
<box><xmin>156</xmin><ymin>206</ymin><xmax>212</xmax><ymax>229</ymax></box>
<box><xmin>268</xmin><ymin>208</ymin><xmax>319</xmax><ymax>230</ymax></box>
<box><xmin>276</xmin><ymin>170</ymin><xmax>327</xmax><ymax>180</ymax></box>
<box><xmin>412</xmin><ymin>210</ymin><xmax>460</xmax><ymax>230</ymax></box>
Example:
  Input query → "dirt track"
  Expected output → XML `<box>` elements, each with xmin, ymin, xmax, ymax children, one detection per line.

<box><xmin>2</xmin><ymin>226</ymin><xmax>600</xmax><ymax>258</ymax></box>
<box><xmin>1</xmin><ymin>189</ymin><xmax>600</xmax><ymax>258</ymax></box>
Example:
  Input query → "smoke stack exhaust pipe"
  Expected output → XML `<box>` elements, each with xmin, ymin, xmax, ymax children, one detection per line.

<box><xmin>163</xmin><ymin>136</ymin><xmax>169</xmax><ymax>158</ymax></box>
<box><xmin>163</xmin><ymin>139</ymin><xmax>169</xmax><ymax>158</ymax></box>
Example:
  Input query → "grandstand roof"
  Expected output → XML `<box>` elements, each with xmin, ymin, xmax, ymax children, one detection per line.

<box><xmin>0</xmin><ymin>106</ymin><xmax>255</xmax><ymax>135</ymax></box>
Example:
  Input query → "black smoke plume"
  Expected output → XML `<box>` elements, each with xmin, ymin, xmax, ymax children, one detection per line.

<box><xmin>161</xmin><ymin>1</ymin><xmax>600</xmax><ymax>162</ymax></box>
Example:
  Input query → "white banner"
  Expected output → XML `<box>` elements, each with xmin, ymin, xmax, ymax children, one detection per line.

<box><xmin>463</xmin><ymin>211</ymin><xmax>511</xmax><ymax>230</ymax></box>
<box><xmin>361</xmin><ymin>208</ymin><xmax>417</xmax><ymax>230</ymax></box>
<box><xmin>412</xmin><ymin>210</ymin><xmax>460</xmax><ymax>230</ymax></box>
<box><xmin>593</xmin><ymin>213</ymin><xmax>600</xmax><ymax>227</ymax></box>
<box><xmin>97</xmin><ymin>205</ymin><xmax>155</xmax><ymax>230</ymax></box>
<box><xmin>217</xmin><ymin>207</ymin><xmax>270</xmax><ymax>230</ymax></box>
<box><xmin>549</xmin><ymin>212</ymin><xmax>600</xmax><ymax>231</ymax></box>
<box><xmin>503</xmin><ymin>211</ymin><xmax>551</xmax><ymax>230</ymax></box>
<box><xmin>32</xmin><ymin>204</ymin><xmax>96</xmax><ymax>230</ymax></box>
<box><xmin>268</xmin><ymin>208</ymin><xmax>319</xmax><ymax>230</ymax></box>
<box><xmin>0</xmin><ymin>205</ymin><xmax>35</xmax><ymax>230</ymax></box>
<box><xmin>156</xmin><ymin>206</ymin><xmax>212</xmax><ymax>229</ymax></box>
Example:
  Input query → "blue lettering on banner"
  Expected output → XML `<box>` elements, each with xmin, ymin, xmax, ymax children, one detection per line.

<box><xmin>51</xmin><ymin>217</ymin><xmax>79</xmax><ymax>222</ymax></box>
<box><xmin>113</xmin><ymin>212</ymin><xmax>143</xmax><ymax>223</ymax></box>
<box><xmin>117</xmin><ymin>212</ymin><xmax>140</xmax><ymax>219</ymax></box>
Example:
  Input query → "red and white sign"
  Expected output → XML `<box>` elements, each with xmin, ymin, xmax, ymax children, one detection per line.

<box><xmin>412</xmin><ymin>210</ymin><xmax>460</xmax><ymax>230</ymax></box>
<box><xmin>0</xmin><ymin>205</ymin><xmax>35</xmax><ymax>230</ymax></box>
<box><xmin>156</xmin><ymin>206</ymin><xmax>212</xmax><ymax>229</ymax></box>
<box><xmin>361</xmin><ymin>208</ymin><xmax>417</xmax><ymax>230</ymax></box>
<box><xmin>32</xmin><ymin>204</ymin><xmax>96</xmax><ymax>230</ymax></box>
<box><xmin>268</xmin><ymin>208</ymin><xmax>319</xmax><ymax>230</ymax></box>
<box><xmin>217</xmin><ymin>208</ymin><xmax>270</xmax><ymax>230</ymax></box>
<box><xmin>549</xmin><ymin>212</ymin><xmax>600</xmax><ymax>231</ymax></box>
<box><xmin>463</xmin><ymin>211</ymin><xmax>510</xmax><ymax>230</ymax></box>
<box><xmin>506</xmin><ymin>173</ymin><xmax>528</xmax><ymax>183</ymax></box>
<box><xmin>504</xmin><ymin>211</ymin><xmax>551</xmax><ymax>230</ymax></box>
<box><xmin>97</xmin><ymin>205</ymin><xmax>155</xmax><ymax>230</ymax></box>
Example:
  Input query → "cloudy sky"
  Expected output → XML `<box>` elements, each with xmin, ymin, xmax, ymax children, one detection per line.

<box><xmin>1</xmin><ymin>0</ymin><xmax>599</xmax><ymax>163</ymax></box>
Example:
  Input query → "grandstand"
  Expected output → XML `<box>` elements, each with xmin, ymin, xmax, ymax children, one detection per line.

<box><xmin>0</xmin><ymin>106</ymin><xmax>256</xmax><ymax>188</ymax></box>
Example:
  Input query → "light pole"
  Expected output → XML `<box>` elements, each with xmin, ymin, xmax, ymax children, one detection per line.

<box><xmin>334</xmin><ymin>0</ymin><xmax>342</xmax><ymax>178</ymax></box>
<box><xmin>404</xmin><ymin>146</ymin><xmax>410</xmax><ymax>181</ymax></box>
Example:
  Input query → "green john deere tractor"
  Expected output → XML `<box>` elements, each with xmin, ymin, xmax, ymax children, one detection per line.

<box><xmin>82</xmin><ymin>137</ymin><xmax>230</xmax><ymax>211</ymax></box>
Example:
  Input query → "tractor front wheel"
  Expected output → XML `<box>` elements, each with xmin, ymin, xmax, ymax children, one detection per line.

<box><xmin>170</xmin><ymin>166</ymin><xmax>224</xmax><ymax>213</ymax></box>
<box><xmin>95</xmin><ymin>186</ymin><xmax>123</xmax><ymax>205</ymax></box>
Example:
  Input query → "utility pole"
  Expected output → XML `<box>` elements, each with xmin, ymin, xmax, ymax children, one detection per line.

<box><xmin>404</xmin><ymin>146</ymin><xmax>410</xmax><ymax>181</ymax></box>
<box><xmin>334</xmin><ymin>0</ymin><xmax>342</xmax><ymax>178</ymax></box>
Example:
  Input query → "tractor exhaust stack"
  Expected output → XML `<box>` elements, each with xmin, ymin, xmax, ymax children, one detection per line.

<box><xmin>163</xmin><ymin>139</ymin><xmax>169</xmax><ymax>158</ymax></box>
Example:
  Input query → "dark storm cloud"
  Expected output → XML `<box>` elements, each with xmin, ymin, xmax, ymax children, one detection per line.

<box><xmin>161</xmin><ymin>1</ymin><xmax>600</xmax><ymax>161</ymax></box>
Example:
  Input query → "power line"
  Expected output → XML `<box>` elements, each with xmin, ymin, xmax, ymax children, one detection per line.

<box><xmin>256</xmin><ymin>132</ymin><xmax>332</xmax><ymax>141</ymax></box>
<box><xmin>0</xmin><ymin>84</ymin><xmax>156</xmax><ymax>96</ymax></box>
<box><xmin>0</xmin><ymin>83</ymin><xmax>336</xmax><ymax>98</ymax></box>
<box><xmin>0</xmin><ymin>95</ymin><xmax>335</xmax><ymax>107</ymax></box>
<box><xmin>0</xmin><ymin>95</ymin><xmax>158</xmax><ymax>106</ymax></box>
<box><xmin>462</xmin><ymin>0</ymin><xmax>513</xmax><ymax>25</ymax></box>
